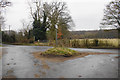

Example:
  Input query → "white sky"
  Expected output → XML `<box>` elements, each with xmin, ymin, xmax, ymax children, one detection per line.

<box><xmin>4</xmin><ymin>0</ymin><xmax>112</xmax><ymax>31</ymax></box>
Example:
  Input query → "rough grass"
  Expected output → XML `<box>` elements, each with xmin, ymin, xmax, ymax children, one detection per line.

<box><xmin>41</xmin><ymin>47</ymin><xmax>79</xmax><ymax>57</ymax></box>
<box><xmin>70</xmin><ymin>39</ymin><xmax>120</xmax><ymax>48</ymax></box>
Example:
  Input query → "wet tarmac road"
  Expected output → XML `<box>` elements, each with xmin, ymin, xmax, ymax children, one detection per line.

<box><xmin>0</xmin><ymin>45</ymin><xmax>119</xmax><ymax>78</ymax></box>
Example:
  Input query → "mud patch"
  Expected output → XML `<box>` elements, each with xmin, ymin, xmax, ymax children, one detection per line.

<box><xmin>34</xmin><ymin>74</ymin><xmax>40</xmax><ymax>78</ymax></box>
<box><xmin>3</xmin><ymin>75</ymin><xmax>16</xmax><ymax>78</ymax></box>
<box><xmin>39</xmin><ymin>70</ymin><xmax>46</xmax><ymax>76</ymax></box>
<box><xmin>7</xmin><ymin>63</ymin><xmax>10</xmax><ymax>65</ymax></box>
<box><xmin>115</xmin><ymin>56</ymin><xmax>120</xmax><ymax>58</ymax></box>
<box><xmin>41</xmin><ymin>71</ymin><xmax>46</xmax><ymax>76</ymax></box>
<box><xmin>59</xmin><ymin>77</ymin><xmax>65</xmax><ymax>80</ymax></box>
<box><xmin>34</xmin><ymin>63</ymin><xmax>39</xmax><ymax>66</ymax></box>
<box><xmin>78</xmin><ymin>75</ymin><xmax>82</xmax><ymax>77</ymax></box>
<box><xmin>3</xmin><ymin>69</ymin><xmax>15</xmax><ymax>78</ymax></box>
<box><xmin>41</xmin><ymin>60</ymin><xmax>50</xmax><ymax>70</ymax></box>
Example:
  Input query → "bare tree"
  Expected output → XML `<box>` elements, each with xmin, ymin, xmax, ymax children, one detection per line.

<box><xmin>28</xmin><ymin>0</ymin><xmax>42</xmax><ymax>21</ymax></box>
<box><xmin>0</xmin><ymin>0</ymin><xmax>11</xmax><ymax>31</ymax></box>
<box><xmin>100</xmin><ymin>0</ymin><xmax>120</xmax><ymax>29</ymax></box>
<box><xmin>28</xmin><ymin>1</ymin><xmax>74</xmax><ymax>41</ymax></box>
<box><xmin>28</xmin><ymin>0</ymin><xmax>49</xmax><ymax>41</ymax></box>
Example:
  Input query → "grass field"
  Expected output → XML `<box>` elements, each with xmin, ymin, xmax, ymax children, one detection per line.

<box><xmin>70</xmin><ymin>38</ymin><xmax>120</xmax><ymax>48</ymax></box>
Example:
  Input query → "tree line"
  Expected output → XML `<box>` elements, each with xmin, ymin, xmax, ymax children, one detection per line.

<box><xmin>1</xmin><ymin>0</ymin><xmax>120</xmax><ymax>44</ymax></box>
<box><xmin>2</xmin><ymin>0</ymin><xmax>74</xmax><ymax>43</ymax></box>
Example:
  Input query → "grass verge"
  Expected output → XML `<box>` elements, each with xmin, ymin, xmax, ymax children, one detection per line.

<box><xmin>40</xmin><ymin>47</ymin><xmax>79</xmax><ymax>57</ymax></box>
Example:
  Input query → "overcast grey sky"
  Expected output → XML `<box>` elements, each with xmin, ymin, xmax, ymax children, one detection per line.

<box><xmin>4</xmin><ymin>0</ymin><xmax>112</xmax><ymax>31</ymax></box>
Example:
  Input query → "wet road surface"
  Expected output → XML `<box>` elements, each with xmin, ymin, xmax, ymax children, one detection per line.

<box><xmin>0</xmin><ymin>61</ymin><xmax>1</xmax><ymax>79</ymax></box>
<box><xmin>1</xmin><ymin>45</ymin><xmax>119</xmax><ymax>78</ymax></box>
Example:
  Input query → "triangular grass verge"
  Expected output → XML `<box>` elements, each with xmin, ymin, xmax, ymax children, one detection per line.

<box><xmin>40</xmin><ymin>47</ymin><xmax>80</xmax><ymax>57</ymax></box>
